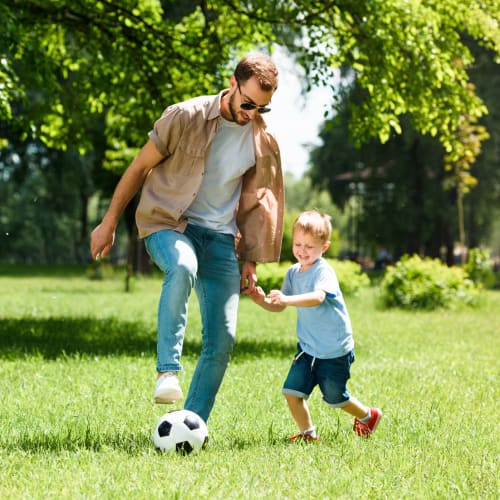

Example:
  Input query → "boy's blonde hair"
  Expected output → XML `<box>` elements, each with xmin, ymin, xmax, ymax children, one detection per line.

<box><xmin>293</xmin><ymin>210</ymin><xmax>332</xmax><ymax>243</ymax></box>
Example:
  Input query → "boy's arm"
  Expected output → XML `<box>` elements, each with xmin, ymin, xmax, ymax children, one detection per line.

<box><xmin>268</xmin><ymin>289</ymin><xmax>326</xmax><ymax>308</ymax></box>
<box><xmin>248</xmin><ymin>286</ymin><xmax>286</xmax><ymax>312</ymax></box>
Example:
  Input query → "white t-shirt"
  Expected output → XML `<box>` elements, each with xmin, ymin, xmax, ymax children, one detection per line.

<box><xmin>185</xmin><ymin>117</ymin><xmax>255</xmax><ymax>235</ymax></box>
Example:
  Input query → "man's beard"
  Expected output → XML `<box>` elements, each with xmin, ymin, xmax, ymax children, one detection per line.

<box><xmin>228</xmin><ymin>92</ymin><xmax>246</xmax><ymax>125</ymax></box>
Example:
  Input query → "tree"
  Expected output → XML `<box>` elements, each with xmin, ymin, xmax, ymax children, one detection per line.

<box><xmin>1</xmin><ymin>0</ymin><xmax>274</xmax><ymax>158</ymax></box>
<box><xmin>2</xmin><ymin>1</ymin><xmax>499</xmax><ymax>160</ymax></box>
<box><xmin>443</xmin><ymin>112</ymin><xmax>489</xmax><ymax>263</ymax></box>
<box><xmin>309</xmin><ymin>37</ymin><xmax>500</xmax><ymax>263</ymax></box>
<box><xmin>0</xmin><ymin>118</ymin><xmax>121</xmax><ymax>264</ymax></box>
<box><xmin>309</xmin><ymin>99</ymin><xmax>457</xmax><ymax>262</ymax></box>
<box><xmin>464</xmin><ymin>37</ymin><xmax>500</xmax><ymax>249</ymax></box>
<box><xmin>1</xmin><ymin>1</ymin><xmax>499</xmax><ymax>266</ymax></box>
<box><xmin>282</xmin><ymin>173</ymin><xmax>344</xmax><ymax>260</ymax></box>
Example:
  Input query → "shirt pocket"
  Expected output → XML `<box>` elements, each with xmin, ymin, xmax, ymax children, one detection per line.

<box><xmin>173</xmin><ymin>140</ymin><xmax>206</xmax><ymax>176</ymax></box>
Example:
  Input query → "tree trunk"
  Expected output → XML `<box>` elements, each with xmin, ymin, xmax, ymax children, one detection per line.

<box><xmin>457</xmin><ymin>188</ymin><xmax>466</xmax><ymax>264</ymax></box>
<box><xmin>408</xmin><ymin>139</ymin><xmax>423</xmax><ymax>255</ymax></box>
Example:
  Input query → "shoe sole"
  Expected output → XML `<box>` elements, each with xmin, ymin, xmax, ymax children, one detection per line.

<box><xmin>154</xmin><ymin>390</ymin><xmax>183</xmax><ymax>404</ymax></box>
<box><xmin>289</xmin><ymin>437</ymin><xmax>321</xmax><ymax>443</ymax></box>
<box><xmin>354</xmin><ymin>410</ymin><xmax>383</xmax><ymax>437</ymax></box>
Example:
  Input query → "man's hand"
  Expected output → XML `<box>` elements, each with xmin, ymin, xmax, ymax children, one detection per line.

<box><xmin>240</xmin><ymin>261</ymin><xmax>257</xmax><ymax>294</ymax></box>
<box><xmin>90</xmin><ymin>222</ymin><xmax>115</xmax><ymax>261</ymax></box>
<box><xmin>248</xmin><ymin>285</ymin><xmax>267</xmax><ymax>304</ymax></box>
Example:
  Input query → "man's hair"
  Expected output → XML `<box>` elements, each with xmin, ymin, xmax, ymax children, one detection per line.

<box><xmin>294</xmin><ymin>211</ymin><xmax>332</xmax><ymax>243</ymax></box>
<box><xmin>234</xmin><ymin>53</ymin><xmax>279</xmax><ymax>91</ymax></box>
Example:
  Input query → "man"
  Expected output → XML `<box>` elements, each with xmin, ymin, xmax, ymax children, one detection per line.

<box><xmin>90</xmin><ymin>53</ymin><xmax>284</xmax><ymax>422</ymax></box>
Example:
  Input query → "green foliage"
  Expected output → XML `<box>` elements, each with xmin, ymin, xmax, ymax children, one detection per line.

<box><xmin>465</xmin><ymin>247</ymin><xmax>495</xmax><ymax>288</ymax></box>
<box><xmin>380</xmin><ymin>254</ymin><xmax>480</xmax><ymax>309</ymax></box>
<box><xmin>309</xmin><ymin>34</ymin><xmax>500</xmax><ymax>262</ymax></box>
<box><xmin>325</xmin><ymin>258</ymin><xmax>371</xmax><ymax>296</ymax></box>
<box><xmin>282</xmin><ymin>174</ymin><xmax>345</xmax><ymax>261</ymax></box>
<box><xmin>277</xmin><ymin>0</ymin><xmax>500</xmax><ymax>158</ymax></box>
<box><xmin>280</xmin><ymin>177</ymin><xmax>344</xmax><ymax>262</ymax></box>
<box><xmin>2</xmin><ymin>0</ymin><xmax>500</xmax><ymax>165</ymax></box>
<box><xmin>0</xmin><ymin>0</ymin><xmax>276</xmax><ymax>157</ymax></box>
<box><xmin>257</xmin><ymin>258</ymin><xmax>369</xmax><ymax>296</ymax></box>
<box><xmin>255</xmin><ymin>261</ymin><xmax>291</xmax><ymax>292</ymax></box>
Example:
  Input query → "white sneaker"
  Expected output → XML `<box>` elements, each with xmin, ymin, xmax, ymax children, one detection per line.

<box><xmin>154</xmin><ymin>372</ymin><xmax>183</xmax><ymax>404</ymax></box>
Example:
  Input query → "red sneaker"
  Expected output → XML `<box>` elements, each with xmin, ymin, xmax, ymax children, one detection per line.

<box><xmin>289</xmin><ymin>433</ymin><xmax>321</xmax><ymax>443</ymax></box>
<box><xmin>353</xmin><ymin>408</ymin><xmax>382</xmax><ymax>437</ymax></box>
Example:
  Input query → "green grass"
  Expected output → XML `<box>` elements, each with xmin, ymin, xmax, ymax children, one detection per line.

<box><xmin>0</xmin><ymin>267</ymin><xmax>498</xmax><ymax>498</ymax></box>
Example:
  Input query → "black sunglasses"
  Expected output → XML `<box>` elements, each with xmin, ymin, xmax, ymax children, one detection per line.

<box><xmin>237</xmin><ymin>82</ymin><xmax>271</xmax><ymax>114</ymax></box>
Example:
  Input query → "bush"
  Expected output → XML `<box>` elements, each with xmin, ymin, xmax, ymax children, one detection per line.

<box><xmin>256</xmin><ymin>262</ymin><xmax>290</xmax><ymax>292</ymax></box>
<box><xmin>256</xmin><ymin>259</ymin><xmax>370</xmax><ymax>296</ymax></box>
<box><xmin>325</xmin><ymin>259</ymin><xmax>370</xmax><ymax>296</ymax></box>
<box><xmin>465</xmin><ymin>248</ymin><xmax>495</xmax><ymax>289</ymax></box>
<box><xmin>379</xmin><ymin>254</ymin><xmax>479</xmax><ymax>310</ymax></box>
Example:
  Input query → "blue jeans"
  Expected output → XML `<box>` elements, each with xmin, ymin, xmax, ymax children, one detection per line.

<box><xmin>144</xmin><ymin>225</ymin><xmax>241</xmax><ymax>421</ymax></box>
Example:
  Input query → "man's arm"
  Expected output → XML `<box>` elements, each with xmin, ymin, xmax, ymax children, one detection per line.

<box><xmin>90</xmin><ymin>139</ymin><xmax>164</xmax><ymax>260</ymax></box>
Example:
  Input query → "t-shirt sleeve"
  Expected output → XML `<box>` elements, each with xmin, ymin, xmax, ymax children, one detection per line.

<box><xmin>315</xmin><ymin>264</ymin><xmax>341</xmax><ymax>299</ymax></box>
<box><xmin>148</xmin><ymin>105</ymin><xmax>184</xmax><ymax>157</ymax></box>
<box><xmin>281</xmin><ymin>268</ymin><xmax>294</xmax><ymax>295</ymax></box>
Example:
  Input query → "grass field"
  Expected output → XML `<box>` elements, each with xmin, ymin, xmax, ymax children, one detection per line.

<box><xmin>0</xmin><ymin>267</ymin><xmax>498</xmax><ymax>499</ymax></box>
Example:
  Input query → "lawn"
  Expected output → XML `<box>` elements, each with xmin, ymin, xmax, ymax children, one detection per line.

<box><xmin>0</xmin><ymin>267</ymin><xmax>498</xmax><ymax>499</ymax></box>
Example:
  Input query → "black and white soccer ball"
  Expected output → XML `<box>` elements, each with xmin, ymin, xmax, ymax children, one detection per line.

<box><xmin>153</xmin><ymin>409</ymin><xmax>208</xmax><ymax>454</ymax></box>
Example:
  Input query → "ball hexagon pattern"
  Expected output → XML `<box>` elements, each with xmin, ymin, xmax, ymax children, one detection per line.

<box><xmin>153</xmin><ymin>409</ymin><xmax>208</xmax><ymax>454</ymax></box>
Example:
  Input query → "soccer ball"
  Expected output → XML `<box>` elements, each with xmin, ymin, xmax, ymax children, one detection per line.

<box><xmin>153</xmin><ymin>409</ymin><xmax>208</xmax><ymax>454</ymax></box>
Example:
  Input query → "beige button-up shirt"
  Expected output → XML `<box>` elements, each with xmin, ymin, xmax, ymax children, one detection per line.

<box><xmin>135</xmin><ymin>91</ymin><xmax>284</xmax><ymax>263</ymax></box>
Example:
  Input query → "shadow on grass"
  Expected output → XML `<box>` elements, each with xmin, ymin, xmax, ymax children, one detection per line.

<box><xmin>0</xmin><ymin>318</ymin><xmax>158</xmax><ymax>359</ymax></box>
<box><xmin>3</xmin><ymin>427</ymin><xmax>153</xmax><ymax>456</ymax></box>
<box><xmin>5</xmin><ymin>428</ymin><xmax>294</xmax><ymax>455</ymax></box>
<box><xmin>0</xmin><ymin>318</ymin><xmax>294</xmax><ymax>361</ymax></box>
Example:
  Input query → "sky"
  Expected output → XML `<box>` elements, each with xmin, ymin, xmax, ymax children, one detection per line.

<box><xmin>263</xmin><ymin>47</ymin><xmax>333</xmax><ymax>178</ymax></box>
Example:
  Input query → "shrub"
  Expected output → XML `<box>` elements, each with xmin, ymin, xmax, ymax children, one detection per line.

<box><xmin>465</xmin><ymin>248</ymin><xmax>495</xmax><ymax>289</ymax></box>
<box><xmin>379</xmin><ymin>254</ymin><xmax>479</xmax><ymax>310</ymax></box>
<box><xmin>256</xmin><ymin>262</ymin><xmax>290</xmax><ymax>292</ymax></box>
<box><xmin>325</xmin><ymin>259</ymin><xmax>370</xmax><ymax>296</ymax></box>
<box><xmin>256</xmin><ymin>259</ymin><xmax>370</xmax><ymax>296</ymax></box>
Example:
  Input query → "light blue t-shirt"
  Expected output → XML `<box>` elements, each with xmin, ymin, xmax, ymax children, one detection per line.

<box><xmin>281</xmin><ymin>258</ymin><xmax>354</xmax><ymax>359</ymax></box>
<box><xmin>184</xmin><ymin>117</ymin><xmax>255</xmax><ymax>235</ymax></box>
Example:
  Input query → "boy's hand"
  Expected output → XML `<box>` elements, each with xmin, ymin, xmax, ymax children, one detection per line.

<box><xmin>268</xmin><ymin>290</ymin><xmax>287</xmax><ymax>306</ymax></box>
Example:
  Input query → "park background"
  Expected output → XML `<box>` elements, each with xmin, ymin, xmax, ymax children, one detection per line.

<box><xmin>1</xmin><ymin>1</ymin><xmax>499</xmax><ymax>498</ymax></box>
<box><xmin>2</xmin><ymin>1</ymin><xmax>500</xmax><ymax>270</ymax></box>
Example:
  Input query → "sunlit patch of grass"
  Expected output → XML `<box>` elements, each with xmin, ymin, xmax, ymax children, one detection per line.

<box><xmin>0</xmin><ymin>270</ymin><xmax>498</xmax><ymax>498</ymax></box>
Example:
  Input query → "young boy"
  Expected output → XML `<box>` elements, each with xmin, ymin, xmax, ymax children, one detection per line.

<box><xmin>249</xmin><ymin>210</ymin><xmax>382</xmax><ymax>441</ymax></box>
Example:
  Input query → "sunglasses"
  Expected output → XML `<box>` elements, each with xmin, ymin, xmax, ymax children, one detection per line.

<box><xmin>237</xmin><ymin>82</ymin><xmax>271</xmax><ymax>114</ymax></box>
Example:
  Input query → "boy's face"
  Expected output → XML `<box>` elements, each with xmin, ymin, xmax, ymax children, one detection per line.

<box><xmin>292</xmin><ymin>228</ymin><xmax>330</xmax><ymax>271</ymax></box>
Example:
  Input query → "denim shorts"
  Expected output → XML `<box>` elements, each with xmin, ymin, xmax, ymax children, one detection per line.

<box><xmin>282</xmin><ymin>345</ymin><xmax>355</xmax><ymax>408</ymax></box>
